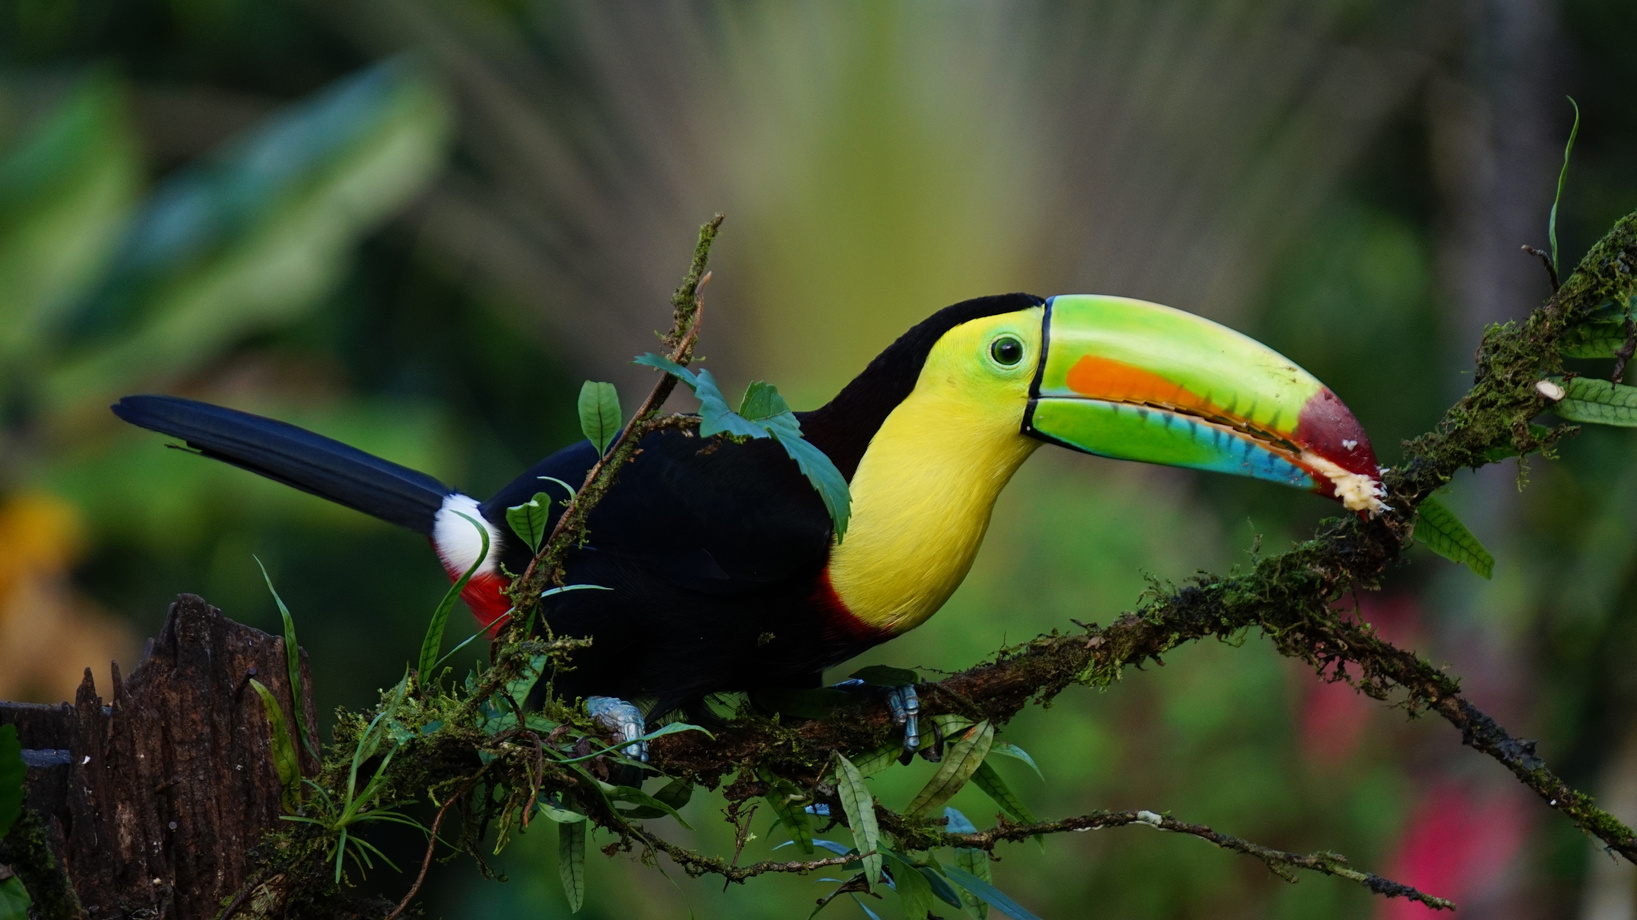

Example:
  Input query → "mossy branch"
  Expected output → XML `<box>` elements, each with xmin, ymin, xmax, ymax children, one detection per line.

<box><xmin>225</xmin><ymin>209</ymin><xmax>1637</xmax><ymax>918</ymax></box>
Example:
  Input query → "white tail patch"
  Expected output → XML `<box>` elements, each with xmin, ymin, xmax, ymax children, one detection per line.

<box><xmin>432</xmin><ymin>493</ymin><xmax>504</xmax><ymax>577</ymax></box>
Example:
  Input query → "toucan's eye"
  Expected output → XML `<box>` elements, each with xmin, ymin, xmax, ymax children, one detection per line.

<box><xmin>990</xmin><ymin>335</ymin><xmax>1024</xmax><ymax>367</ymax></box>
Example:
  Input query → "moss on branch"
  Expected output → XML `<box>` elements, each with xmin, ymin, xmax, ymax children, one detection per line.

<box><xmin>228</xmin><ymin>209</ymin><xmax>1637</xmax><ymax>917</ymax></box>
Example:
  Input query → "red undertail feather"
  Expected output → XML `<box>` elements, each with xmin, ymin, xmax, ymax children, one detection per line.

<box><xmin>461</xmin><ymin>572</ymin><xmax>513</xmax><ymax>637</ymax></box>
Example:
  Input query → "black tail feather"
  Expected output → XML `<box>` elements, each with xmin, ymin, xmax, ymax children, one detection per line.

<box><xmin>112</xmin><ymin>395</ymin><xmax>451</xmax><ymax>534</ymax></box>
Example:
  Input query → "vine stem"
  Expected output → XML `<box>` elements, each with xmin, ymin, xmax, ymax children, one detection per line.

<box><xmin>506</xmin><ymin>214</ymin><xmax>723</xmax><ymax>623</ymax></box>
<box><xmin>385</xmin><ymin>766</ymin><xmax>494</xmax><ymax>920</ymax></box>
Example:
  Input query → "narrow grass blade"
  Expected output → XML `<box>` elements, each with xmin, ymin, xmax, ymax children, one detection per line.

<box><xmin>249</xmin><ymin>679</ymin><xmax>302</xmax><ymax>812</ymax></box>
<box><xmin>255</xmin><ymin>557</ymin><xmax>315</xmax><ymax>760</ymax></box>
<box><xmin>907</xmin><ymin>721</ymin><xmax>994</xmax><ymax>816</ymax></box>
<box><xmin>558</xmin><ymin>819</ymin><xmax>587</xmax><ymax>912</ymax></box>
<box><xmin>834</xmin><ymin>752</ymin><xmax>882</xmax><ymax>888</ymax></box>
<box><xmin>1549</xmin><ymin>96</ymin><xmax>1580</xmax><ymax>273</ymax></box>
<box><xmin>1415</xmin><ymin>496</ymin><xmax>1494</xmax><ymax>579</ymax></box>
<box><xmin>418</xmin><ymin>511</ymin><xmax>488</xmax><ymax>685</ymax></box>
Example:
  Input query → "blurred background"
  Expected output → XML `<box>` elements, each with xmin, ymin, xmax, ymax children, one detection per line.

<box><xmin>1</xmin><ymin>0</ymin><xmax>1634</xmax><ymax>917</ymax></box>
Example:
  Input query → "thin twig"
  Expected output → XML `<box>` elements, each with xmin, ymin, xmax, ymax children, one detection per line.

<box><xmin>639</xmin><ymin>830</ymin><xmax>869</xmax><ymax>883</ymax></box>
<box><xmin>507</xmin><ymin>214</ymin><xmax>723</xmax><ymax>619</ymax></box>
<box><xmin>1522</xmin><ymin>244</ymin><xmax>1561</xmax><ymax>292</ymax></box>
<box><xmin>385</xmin><ymin>768</ymin><xmax>492</xmax><ymax>920</ymax></box>
<box><xmin>1612</xmin><ymin>312</ymin><xmax>1635</xmax><ymax>382</ymax></box>
<box><xmin>905</xmin><ymin>810</ymin><xmax>1453</xmax><ymax>910</ymax></box>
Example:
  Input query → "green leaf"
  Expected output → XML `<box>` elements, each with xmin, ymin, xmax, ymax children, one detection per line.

<box><xmin>944</xmin><ymin>808</ymin><xmax>991</xmax><ymax>919</ymax></box>
<box><xmin>1415</xmin><ymin>495</ymin><xmax>1494</xmax><ymax>579</ymax></box>
<box><xmin>255</xmin><ymin>557</ymin><xmax>315</xmax><ymax>760</ymax></box>
<box><xmin>972</xmin><ymin>762</ymin><xmax>1043</xmax><ymax>849</ymax></box>
<box><xmin>1549</xmin><ymin>376</ymin><xmax>1637</xmax><ymax>427</ymax></box>
<box><xmin>558</xmin><ymin>818</ymin><xmax>587</xmax><ymax>913</ymax></box>
<box><xmin>536</xmin><ymin>799</ymin><xmax>588</xmax><ymax>823</ymax></box>
<box><xmin>506</xmin><ymin>492</ymin><xmax>553</xmax><ymax>553</ymax></box>
<box><xmin>577</xmin><ymin>381</ymin><xmax>623</xmax><ymax>455</ymax></box>
<box><xmin>1549</xmin><ymin>96</ymin><xmax>1580</xmax><ymax>273</ymax></box>
<box><xmin>419</xmin><ymin>511</ymin><xmax>489</xmax><ymax>683</ymax></box>
<box><xmin>770</xmin><ymin>430</ymin><xmax>852</xmax><ymax>540</ymax></box>
<box><xmin>848</xmin><ymin>665</ymin><xmax>918</xmax><ymax>687</ymax></box>
<box><xmin>0</xmin><ymin>876</ymin><xmax>31</xmax><ymax>920</ymax></box>
<box><xmin>987</xmin><ymin>742</ymin><xmax>1043</xmax><ymax>781</ymax></box>
<box><xmin>759</xmin><ymin>768</ymin><xmax>815</xmax><ymax>855</ymax></box>
<box><xmin>880</xmin><ymin>849</ymin><xmax>934</xmax><ymax>920</ymax></box>
<box><xmin>914</xmin><ymin>861</ymin><xmax>966</xmax><ymax>910</ymax></box>
<box><xmin>1560</xmin><ymin>318</ymin><xmax>1631</xmax><ymax>358</ymax></box>
<box><xmin>0</xmin><ymin>725</ymin><xmax>24</xmax><ymax>837</ymax></box>
<box><xmin>633</xmin><ymin>351</ymin><xmax>697</xmax><ymax>387</ymax></box>
<box><xmin>849</xmin><ymin>742</ymin><xmax>906</xmax><ymax>779</ymax></box>
<box><xmin>833</xmin><ymin>752</ymin><xmax>882</xmax><ymax>888</ymax></box>
<box><xmin>907</xmin><ymin>721</ymin><xmax>994</xmax><ymax>816</ymax></box>
<box><xmin>927</xmin><ymin>713</ymin><xmax>976</xmax><ymax>737</ymax></box>
<box><xmin>653</xmin><ymin>778</ymin><xmax>694</xmax><ymax>812</ymax></box>
<box><xmin>607</xmin><ymin>784</ymin><xmax>693</xmax><ymax>827</ymax></box>
<box><xmin>943</xmin><ymin>864</ymin><xmax>1041</xmax><ymax>920</ymax></box>
<box><xmin>738</xmin><ymin>380</ymin><xmax>794</xmax><ymax>421</ymax></box>
<box><xmin>248</xmin><ymin>679</ymin><xmax>302</xmax><ymax>812</ymax></box>
<box><xmin>971</xmin><ymin>762</ymin><xmax>1039</xmax><ymax>826</ymax></box>
<box><xmin>696</xmin><ymin>370</ymin><xmax>773</xmax><ymax>440</ymax></box>
<box><xmin>636</xmin><ymin>354</ymin><xmax>852</xmax><ymax>539</ymax></box>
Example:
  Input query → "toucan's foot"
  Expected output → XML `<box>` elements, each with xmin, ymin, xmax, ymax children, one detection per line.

<box><xmin>831</xmin><ymin>679</ymin><xmax>920</xmax><ymax>754</ymax></box>
<box><xmin>585</xmin><ymin>696</ymin><xmax>648</xmax><ymax>763</ymax></box>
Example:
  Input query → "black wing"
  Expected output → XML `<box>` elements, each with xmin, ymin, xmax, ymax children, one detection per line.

<box><xmin>480</xmin><ymin>428</ymin><xmax>834</xmax><ymax>593</ymax></box>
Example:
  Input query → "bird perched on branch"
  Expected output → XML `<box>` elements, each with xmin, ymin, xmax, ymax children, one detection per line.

<box><xmin>114</xmin><ymin>293</ymin><xmax>1381</xmax><ymax>753</ymax></box>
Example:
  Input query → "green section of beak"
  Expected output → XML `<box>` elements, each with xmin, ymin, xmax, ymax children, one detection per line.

<box><xmin>1023</xmin><ymin>294</ymin><xmax>1381</xmax><ymax>502</ymax></box>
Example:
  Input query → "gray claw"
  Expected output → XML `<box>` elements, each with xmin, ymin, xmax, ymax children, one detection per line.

<box><xmin>585</xmin><ymin>696</ymin><xmax>648</xmax><ymax>762</ymax></box>
<box><xmin>830</xmin><ymin>679</ymin><xmax>920</xmax><ymax>753</ymax></box>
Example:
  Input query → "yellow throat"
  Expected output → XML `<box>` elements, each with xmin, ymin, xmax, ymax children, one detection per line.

<box><xmin>826</xmin><ymin>309</ymin><xmax>1043</xmax><ymax>634</ymax></box>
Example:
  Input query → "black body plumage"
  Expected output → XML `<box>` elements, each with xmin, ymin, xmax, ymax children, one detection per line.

<box><xmin>111</xmin><ymin>293</ymin><xmax>1045</xmax><ymax>716</ymax></box>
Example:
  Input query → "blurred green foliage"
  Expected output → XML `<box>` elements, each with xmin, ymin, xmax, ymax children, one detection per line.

<box><xmin>1</xmin><ymin>1</ymin><xmax>1635</xmax><ymax>918</ymax></box>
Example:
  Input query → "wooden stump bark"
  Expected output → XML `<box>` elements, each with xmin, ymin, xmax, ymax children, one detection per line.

<box><xmin>0</xmin><ymin>594</ymin><xmax>317</xmax><ymax>919</ymax></box>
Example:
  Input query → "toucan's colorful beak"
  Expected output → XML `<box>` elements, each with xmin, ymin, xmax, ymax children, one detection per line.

<box><xmin>1023</xmin><ymin>295</ymin><xmax>1385</xmax><ymax>514</ymax></box>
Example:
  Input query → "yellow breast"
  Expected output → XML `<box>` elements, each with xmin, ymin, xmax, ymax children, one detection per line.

<box><xmin>825</xmin><ymin>310</ymin><xmax>1042</xmax><ymax>634</ymax></box>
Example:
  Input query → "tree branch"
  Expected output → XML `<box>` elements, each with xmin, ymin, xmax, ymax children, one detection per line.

<box><xmin>646</xmin><ymin>209</ymin><xmax>1637</xmax><ymax>859</ymax></box>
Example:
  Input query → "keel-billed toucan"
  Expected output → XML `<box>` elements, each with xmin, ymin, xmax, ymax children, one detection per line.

<box><xmin>113</xmin><ymin>293</ymin><xmax>1382</xmax><ymax>748</ymax></box>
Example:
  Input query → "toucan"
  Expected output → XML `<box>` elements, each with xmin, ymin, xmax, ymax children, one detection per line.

<box><xmin>113</xmin><ymin>293</ymin><xmax>1382</xmax><ymax>751</ymax></box>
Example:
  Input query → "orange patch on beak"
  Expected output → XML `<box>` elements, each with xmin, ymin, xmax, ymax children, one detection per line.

<box><xmin>1065</xmin><ymin>355</ymin><xmax>1217</xmax><ymax>418</ymax></box>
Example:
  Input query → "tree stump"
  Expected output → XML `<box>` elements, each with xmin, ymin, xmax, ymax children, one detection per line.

<box><xmin>0</xmin><ymin>594</ymin><xmax>317</xmax><ymax>919</ymax></box>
